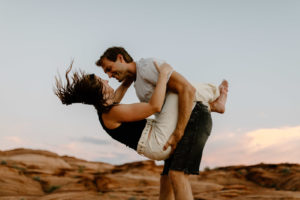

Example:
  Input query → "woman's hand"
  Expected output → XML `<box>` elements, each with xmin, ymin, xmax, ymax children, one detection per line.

<box><xmin>121</xmin><ymin>77</ymin><xmax>134</xmax><ymax>87</ymax></box>
<box><xmin>113</xmin><ymin>77</ymin><xmax>134</xmax><ymax>103</ymax></box>
<box><xmin>154</xmin><ymin>61</ymin><xmax>173</xmax><ymax>76</ymax></box>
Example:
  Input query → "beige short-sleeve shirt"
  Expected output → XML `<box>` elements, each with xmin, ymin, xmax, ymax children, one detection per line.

<box><xmin>134</xmin><ymin>58</ymin><xmax>172</xmax><ymax>102</ymax></box>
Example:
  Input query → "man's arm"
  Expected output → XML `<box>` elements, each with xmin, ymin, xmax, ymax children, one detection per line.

<box><xmin>163</xmin><ymin>67</ymin><xmax>196</xmax><ymax>152</ymax></box>
<box><xmin>113</xmin><ymin>78</ymin><xmax>134</xmax><ymax>103</ymax></box>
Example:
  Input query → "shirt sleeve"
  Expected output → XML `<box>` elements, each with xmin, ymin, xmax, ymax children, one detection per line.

<box><xmin>139</xmin><ymin>58</ymin><xmax>173</xmax><ymax>86</ymax></box>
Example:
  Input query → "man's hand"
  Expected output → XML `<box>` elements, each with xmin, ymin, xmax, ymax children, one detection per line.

<box><xmin>163</xmin><ymin>132</ymin><xmax>181</xmax><ymax>153</ymax></box>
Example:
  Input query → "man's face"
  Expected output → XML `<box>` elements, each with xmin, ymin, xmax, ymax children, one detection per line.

<box><xmin>101</xmin><ymin>57</ymin><xmax>129</xmax><ymax>82</ymax></box>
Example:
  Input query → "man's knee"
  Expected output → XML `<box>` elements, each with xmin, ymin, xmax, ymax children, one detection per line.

<box><xmin>168</xmin><ymin>170</ymin><xmax>185</xmax><ymax>181</ymax></box>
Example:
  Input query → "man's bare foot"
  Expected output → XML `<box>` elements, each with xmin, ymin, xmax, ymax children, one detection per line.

<box><xmin>210</xmin><ymin>80</ymin><xmax>228</xmax><ymax>113</ymax></box>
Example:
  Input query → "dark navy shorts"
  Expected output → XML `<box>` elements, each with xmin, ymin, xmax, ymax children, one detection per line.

<box><xmin>161</xmin><ymin>102</ymin><xmax>212</xmax><ymax>175</ymax></box>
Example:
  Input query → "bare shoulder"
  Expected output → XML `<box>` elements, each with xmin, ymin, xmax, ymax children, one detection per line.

<box><xmin>102</xmin><ymin>107</ymin><xmax>122</xmax><ymax>129</ymax></box>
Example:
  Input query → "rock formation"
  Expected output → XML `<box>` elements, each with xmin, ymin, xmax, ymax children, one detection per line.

<box><xmin>0</xmin><ymin>148</ymin><xmax>300</xmax><ymax>200</ymax></box>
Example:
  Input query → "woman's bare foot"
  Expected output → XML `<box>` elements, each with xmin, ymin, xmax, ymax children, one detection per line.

<box><xmin>210</xmin><ymin>80</ymin><xmax>228</xmax><ymax>113</ymax></box>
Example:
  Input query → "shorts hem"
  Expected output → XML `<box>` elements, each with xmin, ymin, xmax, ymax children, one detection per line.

<box><xmin>161</xmin><ymin>168</ymin><xmax>199</xmax><ymax>175</ymax></box>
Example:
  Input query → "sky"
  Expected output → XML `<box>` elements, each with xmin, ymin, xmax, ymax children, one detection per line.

<box><xmin>0</xmin><ymin>0</ymin><xmax>299</xmax><ymax>169</ymax></box>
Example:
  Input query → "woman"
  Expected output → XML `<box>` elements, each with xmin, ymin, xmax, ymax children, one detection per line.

<box><xmin>55</xmin><ymin>62</ymin><xmax>226</xmax><ymax>160</ymax></box>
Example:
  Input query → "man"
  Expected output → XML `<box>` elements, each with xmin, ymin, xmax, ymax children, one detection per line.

<box><xmin>96</xmin><ymin>47</ymin><xmax>228</xmax><ymax>200</ymax></box>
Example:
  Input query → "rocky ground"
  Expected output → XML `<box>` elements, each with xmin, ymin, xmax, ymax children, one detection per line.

<box><xmin>0</xmin><ymin>148</ymin><xmax>300</xmax><ymax>200</ymax></box>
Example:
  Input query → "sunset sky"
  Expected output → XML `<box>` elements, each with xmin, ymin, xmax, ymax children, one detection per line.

<box><xmin>0</xmin><ymin>0</ymin><xmax>299</xmax><ymax>169</ymax></box>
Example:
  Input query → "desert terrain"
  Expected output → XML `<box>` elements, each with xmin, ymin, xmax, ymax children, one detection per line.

<box><xmin>0</xmin><ymin>148</ymin><xmax>300</xmax><ymax>200</ymax></box>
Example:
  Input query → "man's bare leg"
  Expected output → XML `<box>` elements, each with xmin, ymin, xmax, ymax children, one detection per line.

<box><xmin>184</xmin><ymin>174</ymin><xmax>193</xmax><ymax>198</ymax></box>
<box><xmin>159</xmin><ymin>175</ymin><xmax>175</xmax><ymax>200</ymax></box>
<box><xmin>169</xmin><ymin>170</ymin><xmax>193</xmax><ymax>200</ymax></box>
<box><xmin>210</xmin><ymin>80</ymin><xmax>229</xmax><ymax>113</ymax></box>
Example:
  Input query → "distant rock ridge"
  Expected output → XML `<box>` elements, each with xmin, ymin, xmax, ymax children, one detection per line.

<box><xmin>0</xmin><ymin>148</ymin><xmax>300</xmax><ymax>200</ymax></box>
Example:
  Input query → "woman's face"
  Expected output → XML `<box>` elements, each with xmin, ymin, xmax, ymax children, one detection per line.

<box><xmin>95</xmin><ymin>76</ymin><xmax>115</xmax><ymax>104</ymax></box>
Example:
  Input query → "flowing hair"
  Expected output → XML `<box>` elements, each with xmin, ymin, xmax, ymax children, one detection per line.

<box><xmin>54</xmin><ymin>61</ymin><xmax>113</xmax><ymax>113</ymax></box>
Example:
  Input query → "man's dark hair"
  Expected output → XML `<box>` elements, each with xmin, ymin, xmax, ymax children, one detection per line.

<box><xmin>95</xmin><ymin>46</ymin><xmax>133</xmax><ymax>67</ymax></box>
<box><xmin>54</xmin><ymin>61</ymin><xmax>113</xmax><ymax>113</ymax></box>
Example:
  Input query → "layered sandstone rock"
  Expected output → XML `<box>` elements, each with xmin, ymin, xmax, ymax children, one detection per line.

<box><xmin>0</xmin><ymin>148</ymin><xmax>300</xmax><ymax>200</ymax></box>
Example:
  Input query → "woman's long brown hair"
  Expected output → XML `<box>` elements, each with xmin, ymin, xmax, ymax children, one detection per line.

<box><xmin>54</xmin><ymin>61</ymin><xmax>113</xmax><ymax>113</ymax></box>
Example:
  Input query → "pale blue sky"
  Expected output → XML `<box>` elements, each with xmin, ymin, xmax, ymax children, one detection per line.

<box><xmin>0</xmin><ymin>0</ymin><xmax>299</xmax><ymax>168</ymax></box>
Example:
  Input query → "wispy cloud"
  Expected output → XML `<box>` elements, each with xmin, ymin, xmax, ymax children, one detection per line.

<box><xmin>75</xmin><ymin>136</ymin><xmax>111</xmax><ymax>145</ymax></box>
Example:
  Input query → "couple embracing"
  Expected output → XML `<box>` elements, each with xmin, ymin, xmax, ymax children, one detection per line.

<box><xmin>55</xmin><ymin>47</ymin><xmax>228</xmax><ymax>200</ymax></box>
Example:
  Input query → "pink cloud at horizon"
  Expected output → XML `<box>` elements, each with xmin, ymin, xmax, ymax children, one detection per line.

<box><xmin>203</xmin><ymin>125</ymin><xmax>300</xmax><ymax>168</ymax></box>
